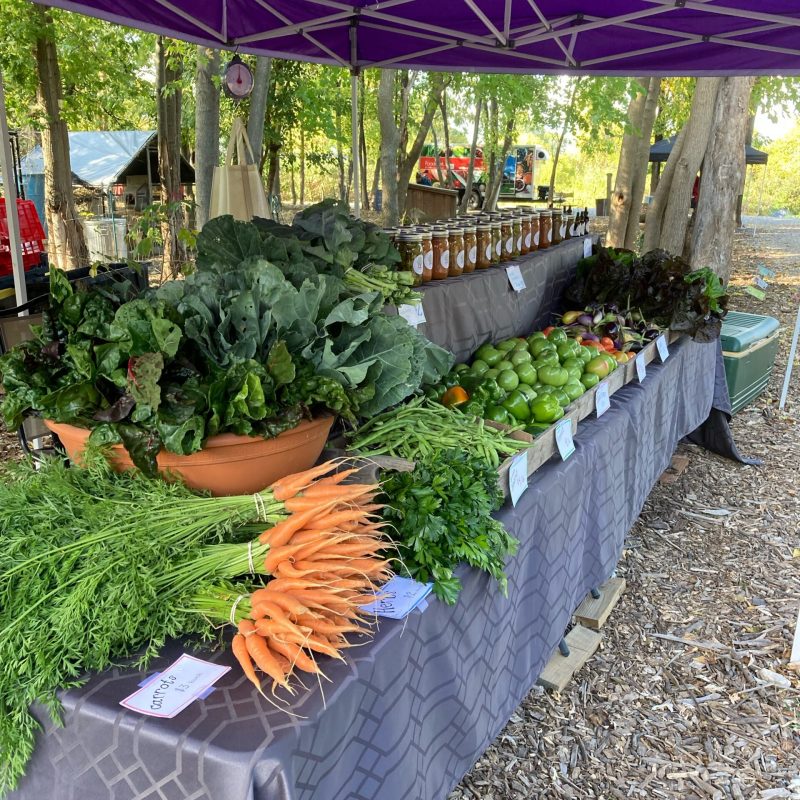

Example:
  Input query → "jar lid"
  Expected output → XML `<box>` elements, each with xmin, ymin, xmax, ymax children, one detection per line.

<box><xmin>432</xmin><ymin>228</ymin><xmax>449</xmax><ymax>237</ymax></box>
<box><xmin>539</xmin><ymin>210</ymin><xmax>552</xmax><ymax>216</ymax></box>
<box><xmin>477</xmin><ymin>222</ymin><xmax>492</xmax><ymax>230</ymax></box>
<box><xmin>397</xmin><ymin>232</ymin><xmax>422</xmax><ymax>241</ymax></box>
<box><xmin>461</xmin><ymin>224</ymin><xmax>476</xmax><ymax>232</ymax></box>
<box><xmin>414</xmin><ymin>227</ymin><xmax>432</xmax><ymax>238</ymax></box>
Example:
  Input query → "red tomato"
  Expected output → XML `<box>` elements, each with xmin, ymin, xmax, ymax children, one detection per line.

<box><xmin>543</xmin><ymin>326</ymin><xmax>555</xmax><ymax>336</ymax></box>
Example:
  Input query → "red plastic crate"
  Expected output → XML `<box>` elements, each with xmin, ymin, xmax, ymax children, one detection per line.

<box><xmin>0</xmin><ymin>198</ymin><xmax>46</xmax><ymax>275</ymax></box>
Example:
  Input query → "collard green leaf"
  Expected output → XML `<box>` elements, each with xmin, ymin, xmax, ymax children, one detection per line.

<box><xmin>266</xmin><ymin>341</ymin><xmax>295</xmax><ymax>386</ymax></box>
<box><xmin>127</xmin><ymin>353</ymin><xmax>164</xmax><ymax>413</ymax></box>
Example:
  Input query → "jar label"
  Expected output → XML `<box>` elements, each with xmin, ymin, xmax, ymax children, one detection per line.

<box><xmin>441</xmin><ymin>250</ymin><xmax>450</xmax><ymax>269</ymax></box>
<box><xmin>560</xmin><ymin>224</ymin><xmax>567</xmax><ymax>237</ymax></box>
<box><xmin>525</xmin><ymin>233</ymin><xmax>532</xmax><ymax>248</ymax></box>
<box><xmin>413</xmin><ymin>255</ymin><xmax>424</xmax><ymax>275</ymax></box>
<box><xmin>469</xmin><ymin>245</ymin><xmax>477</xmax><ymax>264</ymax></box>
<box><xmin>424</xmin><ymin>250</ymin><xmax>433</xmax><ymax>270</ymax></box>
<box><xmin>486</xmin><ymin>244</ymin><xmax>493</xmax><ymax>261</ymax></box>
<box><xmin>516</xmin><ymin>236</ymin><xmax>523</xmax><ymax>250</ymax></box>
<box><xmin>534</xmin><ymin>231</ymin><xmax>540</xmax><ymax>246</ymax></box>
<box><xmin>457</xmin><ymin>250</ymin><xmax>465</xmax><ymax>269</ymax></box>
<box><xmin>505</xmin><ymin>237</ymin><xmax>513</xmax><ymax>254</ymax></box>
<box><xmin>496</xmin><ymin>241</ymin><xmax>502</xmax><ymax>257</ymax></box>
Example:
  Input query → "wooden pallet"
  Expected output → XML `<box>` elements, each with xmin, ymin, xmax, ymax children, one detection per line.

<box><xmin>537</xmin><ymin>625</ymin><xmax>602</xmax><ymax>692</ymax></box>
<box><xmin>659</xmin><ymin>453</ymin><xmax>690</xmax><ymax>485</ymax></box>
<box><xmin>574</xmin><ymin>577</ymin><xmax>626</xmax><ymax>630</ymax></box>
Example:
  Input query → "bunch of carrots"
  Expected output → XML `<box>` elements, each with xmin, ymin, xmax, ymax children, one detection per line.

<box><xmin>192</xmin><ymin>460</ymin><xmax>394</xmax><ymax>696</ymax></box>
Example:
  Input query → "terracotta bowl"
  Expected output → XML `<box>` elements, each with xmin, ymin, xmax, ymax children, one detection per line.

<box><xmin>45</xmin><ymin>416</ymin><xmax>335</xmax><ymax>496</ymax></box>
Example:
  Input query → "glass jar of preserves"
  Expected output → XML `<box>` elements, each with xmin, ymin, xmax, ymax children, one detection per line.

<box><xmin>512</xmin><ymin>216</ymin><xmax>522</xmax><ymax>258</ymax></box>
<box><xmin>462</xmin><ymin>224</ymin><xmax>477</xmax><ymax>273</ymax></box>
<box><xmin>538</xmin><ymin>211</ymin><xmax>551</xmax><ymax>249</ymax></box>
<box><xmin>530</xmin><ymin>214</ymin><xmax>540</xmax><ymax>251</ymax></box>
<box><xmin>415</xmin><ymin>227</ymin><xmax>433</xmax><ymax>282</ymax></box>
<box><xmin>397</xmin><ymin>233</ymin><xmax>424</xmax><ymax>286</ymax></box>
<box><xmin>500</xmin><ymin>217</ymin><xmax>513</xmax><ymax>261</ymax></box>
<box><xmin>476</xmin><ymin>223</ymin><xmax>492</xmax><ymax>269</ymax></box>
<box><xmin>491</xmin><ymin>220</ymin><xmax>502</xmax><ymax>264</ymax></box>
<box><xmin>551</xmin><ymin>209</ymin><xmax>563</xmax><ymax>245</ymax></box>
<box><xmin>431</xmin><ymin>228</ymin><xmax>450</xmax><ymax>280</ymax></box>
<box><xmin>563</xmin><ymin>214</ymin><xmax>573</xmax><ymax>241</ymax></box>
<box><xmin>520</xmin><ymin>212</ymin><xmax>532</xmax><ymax>255</ymax></box>
<box><xmin>448</xmin><ymin>227</ymin><xmax>465</xmax><ymax>277</ymax></box>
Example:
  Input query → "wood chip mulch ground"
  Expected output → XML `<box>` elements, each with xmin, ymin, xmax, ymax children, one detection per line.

<box><xmin>1</xmin><ymin>219</ymin><xmax>798</xmax><ymax>799</ymax></box>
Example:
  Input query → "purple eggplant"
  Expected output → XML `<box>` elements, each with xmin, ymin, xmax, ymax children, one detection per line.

<box><xmin>577</xmin><ymin>313</ymin><xmax>594</xmax><ymax>326</ymax></box>
<box><xmin>582</xmin><ymin>332</ymin><xmax>600</xmax><ymax>342</ymax></box>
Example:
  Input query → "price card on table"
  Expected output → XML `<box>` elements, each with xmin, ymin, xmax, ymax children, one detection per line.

<box><xmin>506</xmin><ymin>264</ymin><xmax>526</xmax><ymax>292</ymax></box>
<box><xmin>508</xmin><ymin>451</ymin><xmax>529</xmax><ymax>507</ymax></box>
<box><xmin>360</xmin><ymin>576</ymin><xmax>433</xmax><ymax>619</ymax></box>
<box><xmin>755</xmin><ymin>276</ymin><xmax>769</xmax><ymax>290</ymax></box>
<box><xmin>120</xmin><ymin>654</ymin><xmax>230</xmax><ymax>719</ymax></box>
<box><xmin>635</xmin><ymin>351</ymin><xmax>647</xmax><ymax>382</ymax></box>
<box><xmin>656</xmin><ymin>335</ymin><xmax>670</xmax><ymax>362</ymax></box>
<box><xmin>583</xmin><ymin>237</ymin><xmax>593</xmax><ymax>258</ymax></box>
<box><xmin>555</xmin><ymin>419</ymin><xmax>575</xmax><ymax>460</ymax></box>
<box><xmin>595</xmin><ymin>382</ymin><xmax>610</xmax><ymax>417</ymax></box>
<box><xmin>745</xmin><ymin>286</ymin><xmax>766</xmax><ymax>301</ymax></box>
<box><xmin>759</xmin><ymin>265</ymin><xmax>776</xmax><ymax>279</ymax></box>
<box><xmin>398</xmin><ymin>303</ymin><xmax>426</xmax><ymax>327</ymax></box>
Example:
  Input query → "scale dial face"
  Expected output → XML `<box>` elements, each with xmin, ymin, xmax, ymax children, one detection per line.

<box><xmin>224</xmin><ymin>56</ymin><xmax>254</xmax><ymax>99</ymax></box>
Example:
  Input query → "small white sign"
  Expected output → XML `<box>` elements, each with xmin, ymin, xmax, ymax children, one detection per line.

<box><xmin>656</xmin><ymin>335</ymin><xmax>669</xmax><ymax>362</ymax></box>
<box><xmin>360</xmin><ymin>576</ymin><xmax>433</xmax><ymax>619</ymax></box>
<box><xmin>506</xmin><ymin>264</ymin><xmax>526</xmax><ymax>292</ymax></box>
<box><xmin>398</xmin><ymin>303</ymin><xmax>426</xmax><ymax>327</ymax></box>
<box><xmin>595</xmin><ymin>382</ymin><xmax>610</xmax><ymax>417</ymax></box>
<box><xmin>555</xmin><ymin>419</ymin><xmax>575</xmax><ymax>460</ymax></box>
<box><xmin>636</xmin><ymin>352</ymin><xmax>647</xmax><ymax>382</ymax></box>
<box><xmin>508</xmin><ymin>451</ymin><xmax>529</xmax><ymax>507</ymax></box>
<box><xmin>583</xmin><ymin>237</ymin><xmax>592</xmax><ymax>258</ymax></box>
<box><xmin>755</xmin><ymin>276</ymin><xmax>769</xmax><ymax>290</ymax></box>
<box><xmin>120</xmin><ymin>654</ymin><xmax>230</xmax><ymax>719</ymax></box>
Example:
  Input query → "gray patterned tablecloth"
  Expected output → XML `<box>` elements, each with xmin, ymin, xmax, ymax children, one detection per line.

<box><xmin>11</xmin><ymin>239</ymin><xmax>726</xmax><ymax>800</ymax></box>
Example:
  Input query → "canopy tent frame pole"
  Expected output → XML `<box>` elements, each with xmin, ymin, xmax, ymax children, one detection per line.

<box><xmin>778</xmin><ymin>303</ymin><xmax>800</xmax><ymax>411</ymax></box>
<box><xmin>0</xmin><ymin>68</ymin><xmax>27</xmax><ymax>308</ymax></box>
<box><xmin>349</xmin><ymin>19</ymin><xmax>361</xmax><ymax>218</ymax></box>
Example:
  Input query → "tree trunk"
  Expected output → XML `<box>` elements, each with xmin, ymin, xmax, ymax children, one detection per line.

<box><xmin>432</xmin><ymin>126</ymin><xmax>444</xmax><ymax>185</ymax></box>
<box><xmin>483</xmin><ymin>96</ymin><xmax>499</xmax><ymax>207</ymax></box>
<box><xmin>644</xmin><ymin>78</ymin><xmax>721</xmax><ymax>254</ymax></box>
<box><xmin>549</xmin><ymin>79</ymin><xmax>581</xmax><ymax>203</ymax></box>
<box><xmin>266</xmin><ymin>145</ymin><xmax>280</xmax><ymax>198</ymax></box>
<box><xmin>246</xmin><ymin>57</ymin><xmax>272</xmax><ymax>167</ymax></box>
<box><xmin>485</xmin><ymin>117</ymin><xmax>514</xmax><ymax>211</ymax></box>
<box><xmin>439</xmin><ymin>90</ymin><xmax>452</xmax><ymax>188</ymax></box>
<box><xmin>289</xmin><ymin>132</ymin><xmax>297</xmax><ymax>206</ymax></box>
<box><xmin>156</xmin><ymin>36</ymin><xmax>183</xmax><ymax>281</ymax></box>
<box><xmin>624</xmin><ymin>77</ymin><xmax>661</xmax><ymax>249</ymax></box>
<box><xmin>299</xmin><ymin>126</ymin><xmax>306</xmax><ymax>206</ymax></box>
<box><xmin>377</xmin><ymin>69</ymin><xmax>400</xmax><ymax>224</ymax></box>
<box><xmin>607</xmin><ymin>80</ymin><xmax>649</xmax><ymax>248</ymax></box>
<box><xmin>397</xmin><ymin>74</ymin><xmax>448</xmax><ymax>216</ymax></box>
<box><xmin>735</xmin><ymin>113</ymin><xmax>755</xmax><ymax>227</ymax></box>
<box><xmin>34</xmin><ymin>8</ymin><xmax>88</xmax><ymax>270</ymax></box>
<box><xmin>194</xmin><ymin>46</ymin><xmax>220</xmax><ymax>229</ymax></box>
<box><xmin>335</xmin><ymin>101</ymin><xmax>346</xmax><ymax>202</ymax></box>
<box><xmin>459</xmin><ymin>96</ymin><xmax>483</xmax><ymax>214</ymax></box>
<box><xmin>690</xmin><ymin>77</ymin><xmax>756</xmax><ymax>282</ymax></box>
<box><xmin>370</xmin><ymin>156</ymin><xmax>380</xmax><ymax>209</ymax></box>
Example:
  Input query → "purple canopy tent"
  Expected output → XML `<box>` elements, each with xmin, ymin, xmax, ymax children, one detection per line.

<box><xmin>3</xmin><ymin>0</ymin><xmax>800</xmax><ymax>304</ymax></box>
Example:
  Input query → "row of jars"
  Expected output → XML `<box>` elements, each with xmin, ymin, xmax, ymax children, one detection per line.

<box><xmin>390</xmin><ymin>207</ymin><xmax>590</xmax><ymax>286</ymax></box>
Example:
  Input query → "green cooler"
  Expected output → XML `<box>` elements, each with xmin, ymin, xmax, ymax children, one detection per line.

<box><xmin>721</xmin><ymin>311</ymin><xmax>781</xmax><ymax>413</ymax></box>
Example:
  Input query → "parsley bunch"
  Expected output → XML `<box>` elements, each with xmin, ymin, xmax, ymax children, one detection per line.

<box><xmin>380</xmin><ymin>450</ymin><xmax>518</xmax><ymax>604</ymax></box>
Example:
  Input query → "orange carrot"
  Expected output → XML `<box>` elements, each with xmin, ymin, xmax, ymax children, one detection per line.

<box><xmin>269</xmin><ymin>638</ymin><xmax>322</xmax><ymax>674</ymax></box>
<box><xmin>254</xmin><ymin>618</ymin><xmax>311</xmax><ymax>639</ymax></box>
<box><xmin>269</xmin><ymin>461</ymin><xmax>342</xmax><ymax>501</ymax></box>
<box><xmin>300</xmin><ymin>468</ymin><xmax>359</xmax><ymax>492</ymax></box>
<box><xmin>262</xmin><ymin>541</ymin><xmax>312</xmax><ymax>574</ymax></box>
<box><xmin>232</xmin><ymin>633</ymin><xmax>261</xmax><ymax>691</ymax></box>
<box><xmin>260</xmin><ymin>496</ymin><xmax>367</xmax><ymax>548</ymax></box>
<box><xmin>238</xmin><ymin>618</ymin><xmax>257</xmax><ymax>637</ymax></box>
<box><xmin>245</xmin><ymin>632</ymin><xmax>292</xmax><ymax>688</ymax></box>
<box><xmin>251</xmin><ymin>589</ymin><xmax>311</xmax><ymax>617</ymax></box>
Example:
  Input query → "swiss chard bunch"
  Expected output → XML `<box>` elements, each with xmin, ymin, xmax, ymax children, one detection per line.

<box><xmin>380</xmin><ymin>450</ymin><xmax>518</xmax><ymax>604</ymax></box>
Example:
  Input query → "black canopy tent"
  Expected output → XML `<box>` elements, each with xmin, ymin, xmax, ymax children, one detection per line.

<box><xmin>649</xmin><ymin>134</ymin><xmax>769</xmax><ymax>165</ymax></box>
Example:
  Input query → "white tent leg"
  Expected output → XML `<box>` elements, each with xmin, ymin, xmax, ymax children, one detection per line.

<box><xmin>350</xmin><ymin>71</ymin><xmax>361</xmax><ymax>218</ymax></box>
<box><xmin>779</xmin><ymin>303</ymin><xmax>800</xmax><ymax>411</ymax></box>
<box><xmin>0</xmin><ymin>69</ymin><xmax>28</xmax><ymax>307</ymax></box>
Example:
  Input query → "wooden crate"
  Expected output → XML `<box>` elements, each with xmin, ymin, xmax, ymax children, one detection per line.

<box><xmin>405</xmin><ymin>184</ymin><xmax>459</xmax><ymax>222</ymax></box>
<box><xmin>497</xmin><ymin>332</ymin><xmax>682</xmax><ymax>499</ymax></box>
